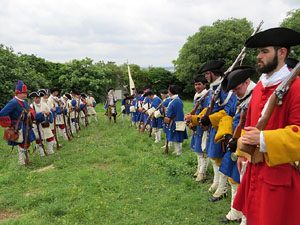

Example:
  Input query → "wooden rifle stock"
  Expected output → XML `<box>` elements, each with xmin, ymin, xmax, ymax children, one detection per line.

<box><xmin>240</xmin><ymin>62</ymin><xmax>300</xmax><ymax>156</ymax></box>
<box><xmin>232</xmin><ymin>106</ymin><xmax>247</xmax><ymax>139</ymax></box>
<box><xmin>162</xmin><ymin>106</ymin><xmax>168</xmax><ymax>154</ymax></box>
<box><xmin>24</xmin><ymin>113</ymin><xmax>30</xmax><ymax>166</ymax></box>
<box><xmin>141</xmin><ymin>103</ymin><xmax>163</xmax><ymax>133</ymax></box>
<box><xmin>77</xmin><ymin>100</ymin><xmax>81</xmax><ymax>131</ymax></box>
<box><xmin>138</xmin><ymin>111</ymin><xmax>144</xmax><ymax>135</ymax></box>
<box><xmin>68</xmin><ymin>111</ymin><xmax>74</xmax><ymax>137</ymax></box>
<box><xmin>83</xmin><ymin>102</ymin><xmax>89</xmax><ymax>126</ymax></box>
<box><xmin>61</xmin><ymin>106</ymin><xmax>71</xmax><ymax>141</ymax></box>
<box><xmin>53</xmin><ymin>104</ymin><xmax>61</xmax><ymax>149</ymax></box>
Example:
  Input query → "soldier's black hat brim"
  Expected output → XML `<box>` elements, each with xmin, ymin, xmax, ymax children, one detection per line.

<box><xmin>64</xmin><ymin>93</ymin><xmax>72</xmax><ymax>100</ymax></box>
<box><xmin>29</xmin><ymin>92</ymin><xmax>41</xmax><ymax>98</ymax></box>
<box><xmin>144</xmin><ymin>91</ymin><xmax>154</xmax><ymax>97</ymax></box>
<box><xmin>159</xmin><ymin>89</ymin><xmax>168</xmax><ymax>94</ymax></box>
<box><xmin>245</xmin><ymin>27</ymin><xmax>300</xmax><ymax>48</ymax></box>
<box><xmin>50</xmin><ymin>87</ymin><xmax>60</xmax><ymax>94</ymax></box>
<box><xmin>221</xmin><ymin>66</ymin><xmax>256</xmax><ymax>92</ymax></box>
<box><xmin>71</xmin><ymin>89</ymin><xmax>80</xmax><ymax>95</ymax></box>
<box><xmin>198</xmin><ymin>59</ymin><xmax>226</xmax><ymax>74</ymax></box>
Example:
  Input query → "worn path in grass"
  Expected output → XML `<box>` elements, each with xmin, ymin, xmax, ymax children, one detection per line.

<box><xmin>0</xmin><ymin>101</ymin><xmax>231</xmax><ymax>224</ymax></box>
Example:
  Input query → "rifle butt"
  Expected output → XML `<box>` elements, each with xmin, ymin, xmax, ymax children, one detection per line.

<box><xmin>165</xmin><ymin>141</ymin><xmax>169</xmax><ymax>154</ymax></box>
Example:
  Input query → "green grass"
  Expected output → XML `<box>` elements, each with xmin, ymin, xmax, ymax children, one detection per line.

<box><xmin>0</xmin><ymin>101</ymin><xmax>231</xmax><ymax>224</ymax></box>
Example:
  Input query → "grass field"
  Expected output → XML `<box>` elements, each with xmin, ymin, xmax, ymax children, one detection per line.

<box><xmin>0</xmin><ymin>100</ymin><xmax>231</xmax><ymax>225</ymax></box>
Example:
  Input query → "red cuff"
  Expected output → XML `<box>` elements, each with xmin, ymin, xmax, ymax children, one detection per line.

<box><xmin>0</xmin><ymin>116</ymin><xmax>11</xmax><ymax>127</ymax></box>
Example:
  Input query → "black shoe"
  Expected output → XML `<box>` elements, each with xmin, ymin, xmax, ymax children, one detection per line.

<box><xmin>208</xmin><ymin>193</ymin><xmax>227</xmax><ymax>202</ymax></box>
<box><xmin>219</xmin><ymin>217</ymin><xmax>242</xmax><ymax>223</ymax></box>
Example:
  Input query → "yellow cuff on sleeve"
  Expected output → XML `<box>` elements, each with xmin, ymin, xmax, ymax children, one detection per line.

<box><xmin>209</xmin><ymin>109</ymin><xmax>227</xmax><ymax>129</ymax></box>
<box><xmin>263</xmin><ymin>125</ymin><xmax>300</xmax><ymax>167</ymax></box>
<box><xmin>215</xmin><ymin>115</ymin><xmax>233</xmax><ymax>143</ymax></box>
<box><xmin>191</xmin><ymin>108</ymin><xmax>207</xmax><ymax>127</ymax></box>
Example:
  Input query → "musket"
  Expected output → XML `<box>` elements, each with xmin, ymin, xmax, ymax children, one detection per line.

<box><xmin>61</xmin><ymin>105</ymin><xmax>71</xmax><ymax>141</ymax></box>
<box><xmin>239</xmin><ymin>62</ymin><xmax>300</xmax><ymax>158</ymax></box>
<box><xmin>230</xmin><ymin>103</ymin><xmax>249</xmax><ymax>161</ymax></box>
<box><xmin>204</xmin><ymin>20</ymin><xmax>264</xmax><ymax>117</ymax></box>
<box><xmin>141</xmin><ymin>102</ymin><xmax>163</xmax><ymax>133</ymax></box>
<box><xmin>68</xmin><ymin>110</ymin><xmax>74</xmax><ymax>137</ymax></box>
<box><xmin>83</xmin><ymin>102</ymin><xmax>89</xmax><ymax>126</ymax></box>
<box><xmin>24</xmin><ymin>111</ymin><xmax>30</xmax><ymax>166</ymax></box>
<box><xmin>32</xmin><ymin>104</ymin><xmax>48</xmax><ymax>156</ymax></box>
<box><xmin>138</xmin><ymin>98</ymin><xmax>145</xmax><ymax>135</ymax></box>
<box><xmin>77</xmin><ymin>99</ymin><xmax>81</xmax><ymax>131</ymax></box>
<box><xmin>186</xmin><ymin>90</ymin><xmax>210</xmax><ymax>131</ymax></box>
<box><xmin>53</xmin><ymin>104</ymin><xmax>61</xmax><ymax>149</ymax></box>
<box><xmin>162</xmin><ymin>105</ymin><xmax>169</xmax><ymax>154</ymax></box>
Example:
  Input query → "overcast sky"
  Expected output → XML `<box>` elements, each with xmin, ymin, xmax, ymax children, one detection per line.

<box><xmin>1</xmin><ymin>0</ymin><xmax>299</xmax><ymax>67</ymax></box>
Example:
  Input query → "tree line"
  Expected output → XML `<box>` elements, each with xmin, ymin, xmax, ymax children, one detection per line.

<box><xmin>1</xmin><ymin>9</ymin><xmax>299</xmax><ymax>108</ymax></box>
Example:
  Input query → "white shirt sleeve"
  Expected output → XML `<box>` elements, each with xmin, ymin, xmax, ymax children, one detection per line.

<box><xmin>259</xmin><ymin>131</ymin><xmax>267</xmax><ymax>153</ymax></box>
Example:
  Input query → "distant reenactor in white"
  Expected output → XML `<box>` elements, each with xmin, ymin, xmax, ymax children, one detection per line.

<box><xmin>62</xmin><ymin>93</ymin><xmax>73</xmax><ymax>138</ymax></box>
<box><xmin>86</xmin><ymin>92</ymin><xmax>97</xmax><ymax>123</ymax></box>
<box><xmin>80</xmin><ymin>93</ymin><xmax>88</xmax><ymax>126</ymax></box>
<box><xmin>70</xmin><ymin>89</ymin><xmax>80</xmax><ymax>133</ymax></box>
<box><xmin>164</xmin><ymin>85</ymin><xmax>188</xmax><ymax>155</ymax></box>
<box><xmin>104</xmin><ymin>88</ymin><xmax>117</xmax><ymax>123</ymax></box>
<box><xmin>29</xmin><ymin>91</ymin><xmax>55</xmax><ymax>156</ymax></box>
<box><xmin>48</xmin><ymin>88</ymin><xmax>68</xmax><ymax>142</ymax></box>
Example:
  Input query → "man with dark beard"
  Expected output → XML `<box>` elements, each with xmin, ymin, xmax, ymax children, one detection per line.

<box><xmin>233</xmin><ymin>27</ymin><xmax>300</xmax><ymax>225</ymax></box>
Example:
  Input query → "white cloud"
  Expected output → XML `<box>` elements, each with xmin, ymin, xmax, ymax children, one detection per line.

<box><xmin>0</xmin><ymin>0</ymin><xmax>299</xmax><ymax>66</ymax></box>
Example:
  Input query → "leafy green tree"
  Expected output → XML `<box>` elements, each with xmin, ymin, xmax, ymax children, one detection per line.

<box><xmin>173</xmin><ymin>18</ymin><xmax>258</xmax><ymax>95</ymax></box>
<box><xmin>280</xmin><ymin>9</ymin><xmax>300</xmax><ymax>59</ymax></box>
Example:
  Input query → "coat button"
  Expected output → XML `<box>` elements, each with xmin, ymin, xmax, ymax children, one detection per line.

<box><xmin>292</xmin><ymin>126</ymin><xmax>299</xmax><ymax>132</ymax></box>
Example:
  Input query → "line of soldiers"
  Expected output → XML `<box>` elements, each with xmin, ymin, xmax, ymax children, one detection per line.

<box><xmin>184</xmin><ymin>27</ymin><xmax>300</xmax><ymax>225</ymax></box>
<box><xmin>105</xmin><ymin>85</ymin><xmax>189</xmax><ymax>155</ymax></box>
<box><xmin>1</xmin><ymin>26</ymin><xmax>300</xmax><ymax>225</ymax></box>
<box><xmin>114</xmin><ymin>27</ymin><xmax>300</xmax><ymax>225</ymax></box>
<box><xmin>0</xmin><ymin>85</ymin><xmax>97</xmax><ymax>165</ymax></box>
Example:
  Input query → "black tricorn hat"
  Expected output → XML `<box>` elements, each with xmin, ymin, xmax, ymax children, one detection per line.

<box><xmin>71</xmin><ymin>89</ymin><xmax>80</xmax><ymax>95</ymax></box>
<box><xmin>159</xmin><ymin>89</ymin><xmax>168</xmax><ymax>94</ymax></box>
<box><xmin>143</xmin><ymin>85</ymin><xmax>152</xmax><ymax>90</ymax></box>
<box><xmin>286</xmin><ymin>58</ymin><xmax>299</xmax><ymax>69</ymax></box>
<box><xmin>107</xmin><ymin>88</ymin><xmax>114</xmax><ymax>92</ymax></box>
<box><xmin>38</xmin><ymin>89</ymin><xmax>49</xmax><ymax>96</ymax></box>
<box><xmin>50</xmin><ymin>87</ymin><xmax>60</xmax><ymax>94</ymax></box>
<box><xmin>29</xmin><ymin>91</ymin><xmax>43</xmax><ymax>98</ymax></box>
<box><xmin>63</xmin><ymin>93</ymin><xmax>72</xmax><ymax>100</ymax></box>
<box><xmin>192</xmin><ymin>75</ymin><xmax>208</xmax><ymax>84</ymax></box>
<box><xmin>144</xmin><ymin>90</ymin><xmax>155</xmax><ymax>97</ymax></box>
<box><xmin>221</xmin><ymin>66</ymin><xmax>256</xmax><ymax>92</ymax></box>
<box><xmin>137</xmin><ymin>90</ymin><xmax>144</xmax><ymax>94</ymax></box>
<box><xmin>81</xmin><ymin>93</ymin><xmax>87</xmax><ymax>98</ymax></box>
<box><xmin>245</xmin><ymin>27</ymin><xmax>300</xmax><ymax>48</ymax></box>
<box><xmin>198</xmin><ymin>59</ymin><xmax>226</xmax><ymax>74</ymax></box>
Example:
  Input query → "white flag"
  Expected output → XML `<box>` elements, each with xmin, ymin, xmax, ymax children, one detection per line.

<box><xmin>127</xmin><ymin>61</ymin><xmax>135</xmax><ymax>95</ymax></box>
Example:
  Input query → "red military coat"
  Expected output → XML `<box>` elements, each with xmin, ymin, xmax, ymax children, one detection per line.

<box><xmin>233</xmin><ymin>77</ymin><xmax>300</xmax><ymax>225</ymax></box>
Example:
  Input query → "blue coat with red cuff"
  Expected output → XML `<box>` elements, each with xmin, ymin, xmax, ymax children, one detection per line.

<box><xmin>0</xmin><ymin>98</ymin><xmax>36</xmax><ymax>145</ymax></box>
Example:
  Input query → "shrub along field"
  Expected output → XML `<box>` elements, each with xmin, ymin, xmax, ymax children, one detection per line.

<box><xmin>0</xmin><ymin>101</ymin><xmax>231</xmax><ymax>224</ymax></box>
